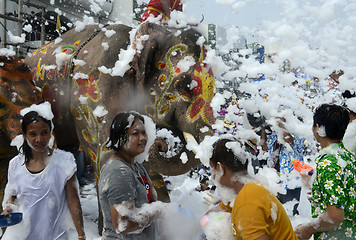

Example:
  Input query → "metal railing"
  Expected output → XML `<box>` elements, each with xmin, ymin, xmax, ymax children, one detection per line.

<box><xmin>0</xmin><ymin>0</ymin><xmax>49</xmax><ymax>57</ymax></box>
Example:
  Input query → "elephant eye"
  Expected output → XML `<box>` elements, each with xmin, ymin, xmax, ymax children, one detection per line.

<box><xmin>176</xmin><ymin>74</ymin><xmax>202</xmax><ymax>99</ymax></box>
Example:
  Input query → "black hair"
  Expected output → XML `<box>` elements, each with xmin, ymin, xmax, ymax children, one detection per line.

<box><xmin>246</xmin><ymin>112</ymin><xmax>265</xmax><ymax>129</ymax></box>
<box><xmin>246</xmin><ymin>112</ymin><xmax>272</xmax><ymax>136</ymax></box>
<box><xmin>210</xmin><ymin>138</ymin><xmax>249</xmax><ymax>173</ymax></box>
<box><xmin>342</xmin><ymin>90</ymin><xmax>356</xmax><ymax>115</ymax></box>
<box><xmin>21</xmin><ymin>111</ymin><xmax>52</xmax><ymax>164</ymax></box>
<box><xmin>313</xmin><ymin>104</ymin><xmax>350</xmax><ymax>140</ymax></box>
<box><xmin>342</xmin><ymin>90</ymin><xmax>355</xmax><ymax>99</ymax></box>
<box><xmin>106</xmin><ymin>112</ymin><xmax>145</xmax><ymax>152</ymax></box>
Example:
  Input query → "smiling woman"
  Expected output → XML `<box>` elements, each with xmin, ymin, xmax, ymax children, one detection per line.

<box><xmin>1</xmin><ymin>102</ymin><xmax>85</xmax><ymax>240</ymax></box>
<box><xmin>98</xmin><ymin>112</ymin><xmax>167</xmax><ymax>239</ymax></box>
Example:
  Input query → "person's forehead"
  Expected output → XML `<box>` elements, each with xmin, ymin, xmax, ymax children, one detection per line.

<box><xmin>26</xmin><ymin>122</ymin><xmax>50</xmax><ymax>133</ymax></box>
<box><xmin>129</xmin><ymin>119</ymin><xmax>145</xmax><ymax>130</ymax></box>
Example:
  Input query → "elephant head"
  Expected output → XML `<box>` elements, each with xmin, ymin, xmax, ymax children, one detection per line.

<box><xmin>24</xmin><ymin>22</ymin><xmax>215</xmax><ymax>180</ymax></box>
<box><xmin>131</xmin><ymin>23</ymin><xmax>215</xmax><ymax>175</ymax></box>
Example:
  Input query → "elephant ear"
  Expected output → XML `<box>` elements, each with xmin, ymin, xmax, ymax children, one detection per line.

<box><xmin>131</xmin><ymin>22</ymin><xmax>171</xmax><ymax>89</ymax></box>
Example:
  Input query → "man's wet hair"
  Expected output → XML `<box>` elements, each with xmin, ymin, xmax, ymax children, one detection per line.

<box><xmin>210</xmin><ymin>138</ymin><xmax>249</xmax><ymax>173</ymax></box>
<box><xmin>313</xmin><ymin>104</ymin><xmax>349</xmax><ymax>140</ymax></box>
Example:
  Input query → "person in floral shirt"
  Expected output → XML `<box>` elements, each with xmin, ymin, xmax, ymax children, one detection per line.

<box><xmin>295</xmin><ymin>104</ymin><xmax>356</xmax><ymax>240</ymax></box>
<box><xmin>263</xmin><ymin>117</ymin><xmax>305</xmax><ymax>216</ymax></box>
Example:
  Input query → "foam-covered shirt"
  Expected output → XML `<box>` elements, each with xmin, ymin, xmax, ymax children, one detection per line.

<box><xmin>229</xmin><ymin>182</ymin><xmax>298</xmax><ymax>240</ymax></box>
<box><xmin>2</xmin><ymin>149</ymin><xmax>76</xmax><ymax>240</ymax></box>
<box><xmin>267</xmin><ymin>132</ymin><xmax>305</xmax><ymax>189</ymax></box>
<box><xmin>98</xmin><ymin>158</ymin><xmax>156</xmax><ymax>240</ymax></box>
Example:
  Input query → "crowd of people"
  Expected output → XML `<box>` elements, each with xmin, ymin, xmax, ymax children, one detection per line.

<box><xmin>1</xmin><ymin>1</ymin><xmax>356</xmax><ymax>239</ymax></box>
<box><xmin>1</xmin><ymin>96</ymin><xmax>355</xmax><ymax>240</ymax></box>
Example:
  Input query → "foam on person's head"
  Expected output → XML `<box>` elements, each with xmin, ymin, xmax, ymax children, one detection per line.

<box><xmin>20</xmin><ymin>101</ymin><xmax>54</xmax><ymax>121</ymax></box>
<box><xmin>10</xmin><ymin>101</ymin><xmax>55</xmax><ymax>150</ymax></box>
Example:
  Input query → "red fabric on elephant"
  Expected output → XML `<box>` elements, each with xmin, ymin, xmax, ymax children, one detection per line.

<box><xmin>141</xmin><ymin>0</ymin><xmax>183</xmax><ymax>23</ymax></box>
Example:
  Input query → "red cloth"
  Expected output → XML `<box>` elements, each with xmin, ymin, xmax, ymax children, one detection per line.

<box><xmin>141</xmin><ymin>0</ymin><xmax>182</xmax><ymax>23</ymax></box>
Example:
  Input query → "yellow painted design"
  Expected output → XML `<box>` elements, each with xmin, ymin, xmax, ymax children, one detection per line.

<box><xmin>71</xmin><ymin>107</ymin><xmax>82</xmax><ymax>120</ymax></box>
<box><xmin>82</xmin><ymin>129</ymin><xmax>93</xmax><ymax>142</ymax></box>
<box><xmin>154</xmin><ymin>44</ymin><xmax>187</xmax><ymax>120</ymax></box>
<box><xmin>71</xmin><ymin>100</ymin><xmax>106</xmax><ymax>181</ymax></box>
<box><xmin>183</xmin><ymin>46</ymin><xmax>215</xmax><ymax>124</ymax></box>
<box><xmin>43</xmin><ymin>42</ymin><xmax>53</xmax><ymax>48</ymax></box>
<box><xmin>159</xmin><ymin>74</ymin><xmax>167</xmax><ymax>88</ymax></box>
<box><xmin>36</xmin><ymin>58</ymin><xmax>46</xmax><ymax>81</ymax></box>
<box><xmin>156</xmin><ymin>61</ymin><xmax>167</xmax><ymax>69</ymax></box>
<box><xmin>88</xmin><ymin>148</ymin><xmax>97</xmax><ymax>162</ymax></box>
<box><xmin>74</xmin><ymin>40</ymin><xmax>81</xmax><ymax>47</ymax></box>
<box><xmin>39</xmin><ymin>42</ymin><xmax>53</xmax><ymax>54</ymax></box>
<box><xmin>159</xmin><ymin>104</ymin><xmax>170</xmax><ymax>115</ymax></box>
<box><xmin>82</xmin><ymin>104</ymin><xmax>90</xmax><ymax>120</ymax></box>
<box><xmin>164</xmin><ymin>94</ymin><xmax>177</xmax><ymax>101</ymax></box>
<box><xmin>187</xmin><ymin>65</ymin><xmax>215</xmax><ymax>123</ymax></box>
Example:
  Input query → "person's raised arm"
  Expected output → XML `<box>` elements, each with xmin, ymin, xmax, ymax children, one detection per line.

<box><xmin>161</xmin><ymin>0</ymin><xmax>171</xmax><ymax>19</ymax></box>
<box><xmin>295</xmin><ymin>205</ymin><xmax>344</xmax><ymax>240</ymax></box>
<box><xmin>66</xmin><ymin>174</ymin><xmax>86</xmax><ymax>239</ymax></box>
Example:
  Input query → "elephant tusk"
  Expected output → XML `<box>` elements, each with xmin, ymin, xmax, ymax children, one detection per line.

<box><xmin>183</xmin><ymin>132</ymin><xmax>198</xmax><ymax>155</ymax></box>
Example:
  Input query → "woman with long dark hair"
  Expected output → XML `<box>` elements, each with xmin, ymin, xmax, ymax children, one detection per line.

<box><xmin>99</xmin><ymin>112</ymin><xmax>165</xmax><ymax>240</ymax></box>
<box><xmin>1</xmin><ymin>102</ymin><xmax>85</xmax><ymax>240</ymax></box>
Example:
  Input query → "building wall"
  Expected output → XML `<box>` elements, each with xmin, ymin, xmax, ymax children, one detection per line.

<box><xmin>0</xmin><ymin>0</ymin><xmax>145</xmax><ymax>56</ymax></box>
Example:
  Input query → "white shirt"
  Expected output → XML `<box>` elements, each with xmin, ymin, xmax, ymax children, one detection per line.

<box><xmin>344</xmin><ymin>120</ymin><xmax>356</xmax><ymax>154</ymax></box>
<box><xmin>2</xmin><ymin>149</ymin><xmax>76</xmax><ymax>240</ymax></box>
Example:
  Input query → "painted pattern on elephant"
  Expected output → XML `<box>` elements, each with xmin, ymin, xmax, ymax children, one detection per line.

<box><xmin>0</xmin><ymin>57</ymin><xmax>43</xmax><ymax>159</ymax></box>
<box><xmin>152</xmin><ymin>44</ymin><xmax>215</xmax><ymax>125</ymax></box>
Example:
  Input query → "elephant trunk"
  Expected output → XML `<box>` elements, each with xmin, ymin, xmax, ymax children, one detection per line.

<box><xmin>145</xmin><ymin>137</ymin><xmax>201</xmax><ymax>176</ymax></box>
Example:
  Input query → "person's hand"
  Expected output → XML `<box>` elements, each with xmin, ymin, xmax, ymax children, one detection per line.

<box><xmin>301</xmin><ymin>173</ymin><xmax>313</xmax><ymax>189</ymax></box>
<box><xmin>1</xmin><ymin>205</ymin><xmax>13</xmax><ymax>217</ymax></box>
<box><xmin>306</xmin><ymin>190</ymin><xmax>312</xmax><ymax>203</ymax></box>
<box><xmin>294</xmin><ymin>223</ymin><xmax>313</xmax><ymax>240</ymax></box>
<box><xmin>203</xmin><ymin>192</ymin><xmax>217</xmax><ymax>208</ymax></box>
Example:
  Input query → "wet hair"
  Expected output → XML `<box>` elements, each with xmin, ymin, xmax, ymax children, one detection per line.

<box><xmin>210</xmin><ymin>138</ymin><xmax>249</xmax><ymax>173</ymax></box>
<box><xmin>246</xmin><ymin>112</ymin><xmax>272</xmax><ymax>136</ymax></box>
<box><xmin>246</xmin><ymin>112</ymin><xmax>265</xmax><ymax>129</ymax></box>
<box><xmin>106</xmin><ymin>112</ymin><xmax>145</xmax><ymax>152</ymax></box>
<box><xmin>342</xmin><ymin>90</ymin><xmax>356</xmax><ymax>115</ymax></box>
<box><xmin>21</xmin><ymin>111</ymin><xmax>52</xmax><ymax>164</ymax></box>
<box><xmin>313</xmin><ymin>104</ymin><xmax>350</xmax><ymax>140</ymax></box>
<box><xmin>342</xmin><ymin>90</ymin><xmax>355</xmax><ymax>99</ymax></box>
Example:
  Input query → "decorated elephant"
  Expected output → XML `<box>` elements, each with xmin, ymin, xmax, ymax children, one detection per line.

<box><xmin>23</xmin><ymin>22</ymin><xmax>216</xmax><ymax>183</ymax></box>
